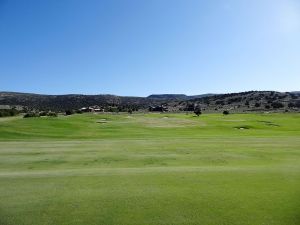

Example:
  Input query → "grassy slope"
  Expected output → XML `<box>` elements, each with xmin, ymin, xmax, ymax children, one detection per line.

<box><xmin>0</xmin><ymin>113</ymin><xmax>300</xmax><ymax>225</ymax></box>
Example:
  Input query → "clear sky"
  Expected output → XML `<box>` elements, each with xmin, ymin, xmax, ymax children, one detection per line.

<box><xmin>0</xmin><ymin>0</ymin><xmax>299</xmax><ymax>96</ymax></box>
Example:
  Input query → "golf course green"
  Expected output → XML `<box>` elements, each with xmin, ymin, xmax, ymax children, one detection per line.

<box><xmin>0</xmin><ymin>113</ymin><xmax>299</xmax><ymax>225</ymax></box>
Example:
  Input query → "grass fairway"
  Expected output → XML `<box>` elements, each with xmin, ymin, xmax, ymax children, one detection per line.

<box><xmin>0</xmin><ymin>113</ymin><xmax>300</xmax><ymax>225</ymax></box>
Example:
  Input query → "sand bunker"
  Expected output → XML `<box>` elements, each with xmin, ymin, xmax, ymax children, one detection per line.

<box><xmin>234</xmin><ymin>126</ymin><xmax>251</xmax><ymax>130</ymax></box>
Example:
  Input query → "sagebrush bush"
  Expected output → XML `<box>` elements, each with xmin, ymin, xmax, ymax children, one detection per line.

<box><xmin>47</xmin><ymin>112</ymin><xmax>57</xmax><ymax>117</ymax></box>
<box><xmin>23</xmin><ymin>112</ymin><xmax>39</xmax><ymax>118</ymax></box>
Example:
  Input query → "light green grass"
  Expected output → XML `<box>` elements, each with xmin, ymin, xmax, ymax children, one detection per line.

<box><xmin>0</xmin><ymin>113</ymin><xmax>300</xmax><ymax>225</ymax></box>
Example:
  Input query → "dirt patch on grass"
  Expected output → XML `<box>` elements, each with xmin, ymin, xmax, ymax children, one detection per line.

<box><xmin>0</xmin><ymin>116</ymin><xmax>22</xmax><ymax>122</ymax></box>
<box><xmin>257</xmin><ymin>120</ymin><xmax>280</xmax><ymax>127</ymax></box>
<box><xmin>96</xmin><ymin>119</ymin><xmax>108</xmax><ymax>124</ymax></box>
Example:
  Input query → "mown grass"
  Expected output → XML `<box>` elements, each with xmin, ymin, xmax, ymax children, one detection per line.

<box><xmin>0</xmin><ymin>113</ymin><xmax>299</xmax><ymax>225</ymax></box>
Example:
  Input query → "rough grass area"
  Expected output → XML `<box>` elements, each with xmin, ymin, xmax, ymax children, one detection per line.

<box><xmin>0</xmin><ymin>113</ymin><xmax>300</xmax><ymax>225</ymax></box>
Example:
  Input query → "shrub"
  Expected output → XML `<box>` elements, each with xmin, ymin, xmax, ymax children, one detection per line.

<box><xmin>65</xmin><ymin>110</ymin><xmax>74</xmax><ymax>116</ymax></box>
<box><xmin>0</xmin><ymin>109</ymin><xmax>19</xmax><ymax>117</ymax></box>
<box><xmin>216</xmin><ymin>100</ymin><xmax>224</xmax><ymax>105</ymax></box>
<box><xmin>0</xmin><ymin>110</ymin><xmax>9</xmax><ymax>117</ymax></box>
<box><xmin>271</xmin><ymin>102</ymin><xmax>284</xmax><ymax>109</ymax></box>
<box><xmin>39</xmin><ymin>111</ymin><xmax>47</xmax><ymax>116</ymax></box>
<box><xmin>184</xmin><ymin>104</ymin><xmax>195</xmax><ymax>111</ymax></box>
<box><xmin>9</xmin><ymin>109</ymin><xmax>18</xmax><ymax>116</ymax></box>
<box><xmin>194</xmin><ymin>106</ymin><xmax>202</xmax><ymax>116</ymax></box>
<box><xmin>291</xmin><ymin>94</ymin><xmax>298</xmax><ymax>99</ymax></box>
<box><xmin>108</xmin><ymin>107</ymin><xmax>119</xmax><ymax>113</ymax></box>
<box><xmin>47</xmin><ymin>112</ymin><xmax>57</xmax><ymax>117</ymax></box>
<box><xmin>23</xmin><ymin>112</ymin><xmax>39</xmax><ymax>118</ymax></box>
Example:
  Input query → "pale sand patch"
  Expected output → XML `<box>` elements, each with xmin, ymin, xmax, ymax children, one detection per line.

<box><xmin>96</xmin><ymin>118</ymin><xmax>108</xmax><ymax>123</ymax></box>
<box><xmin>0</xmin><ymin>116</ymin><xmax>22</xmax><ymax>122</ymax></box>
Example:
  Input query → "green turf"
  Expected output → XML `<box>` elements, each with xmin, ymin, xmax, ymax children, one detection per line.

<box><xmin>0</xmin><ymin>113</ymin><xmax>299</xmax><ymax>225</ymax></box>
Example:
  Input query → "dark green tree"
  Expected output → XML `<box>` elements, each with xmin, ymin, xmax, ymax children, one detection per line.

<box><xmin>223</xmin><ymin>110</ymin><xmax>229</xmax><ymax>115</ymax></box>
<box><xmin>194</xmin><ymin>106</ymin><xmax>202</xmax><ymax>117</ymax></box>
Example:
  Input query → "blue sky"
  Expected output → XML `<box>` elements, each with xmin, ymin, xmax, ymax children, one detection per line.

<box><xmin>0</xmin><ymin>0</ymin><xmax>299</xmax><ymax>96</ymax></box>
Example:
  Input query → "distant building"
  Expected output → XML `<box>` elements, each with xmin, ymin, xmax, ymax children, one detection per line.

<box><xmin>80</xmin><ymin>106</ymin><xmax>104</xmax><ymax>113</ymax></box>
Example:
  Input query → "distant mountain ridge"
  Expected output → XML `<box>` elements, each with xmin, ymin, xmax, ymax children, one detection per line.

<box><xmin>0</xmin><ymin>91</ymin><xmax>299</xmax><ymax>112</ymax></box>
<box><xmin>147</xmin><ymin>94</ymin><xmax>216</xmax><ymax>100</ymax></box>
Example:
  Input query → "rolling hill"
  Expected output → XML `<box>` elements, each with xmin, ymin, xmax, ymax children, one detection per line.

<box><xmin>0</xmin><ymin>91</ymin><xmax>299</xmax><ymax>112</ymax></box>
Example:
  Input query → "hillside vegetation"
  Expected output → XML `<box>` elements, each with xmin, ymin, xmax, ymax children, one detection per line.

<box><xmin>0</xmin><ymin>91</ymin><xmax>299</xmax><ymax>112</ymax></box>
